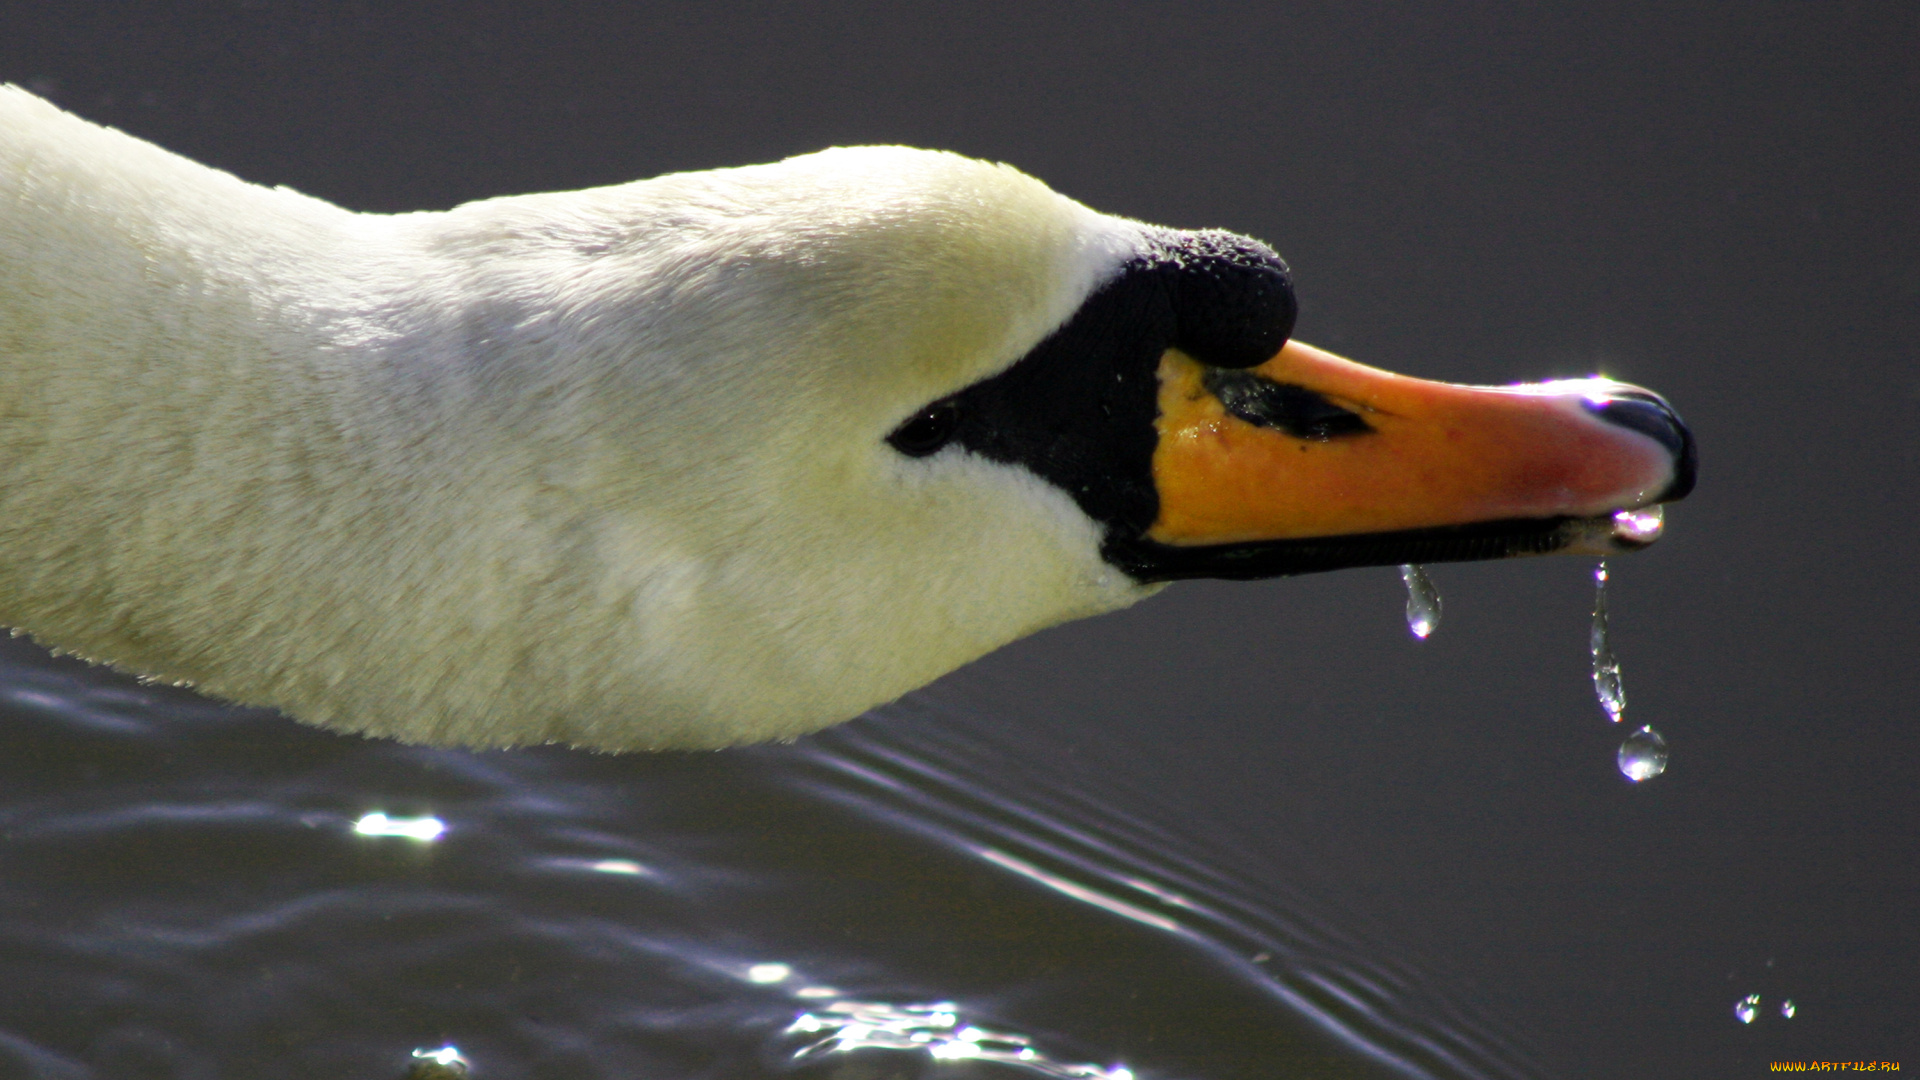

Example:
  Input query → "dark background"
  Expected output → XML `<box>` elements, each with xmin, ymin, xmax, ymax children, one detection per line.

<box><xmin>2</xmin><ymin>3</ymin><xmax>1915</xmax><ymax>1078</ymax></box>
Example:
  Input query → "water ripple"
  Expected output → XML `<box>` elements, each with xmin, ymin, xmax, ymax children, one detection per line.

<box><xmin>0</xmin><ymin>637</ymin><xmax>1543</xmax><ymax>1079</ymax></box>
<box><xmin>760</xmin><ymin>700</ymin><xmax>1543</xmax><ymax>1080</ymax></box>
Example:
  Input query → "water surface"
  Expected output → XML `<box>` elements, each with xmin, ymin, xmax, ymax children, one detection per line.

<box><xmin>0</xmin><ymin>636</ymin><xmax>1535</xmax><ymax>1080</ymax></box>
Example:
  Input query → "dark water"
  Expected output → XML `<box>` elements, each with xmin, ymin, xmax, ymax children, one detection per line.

<box><xmin>0</xmin><ymin>635</ymin><xmax>1538</xmax><ymax>1080</ymax></box>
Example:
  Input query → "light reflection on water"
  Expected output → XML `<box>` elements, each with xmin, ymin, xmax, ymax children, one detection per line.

<box><xmin>786</xmin><ymin>1000</ymin><xmax>1133</xmax><ymax>1078</ymax></box>
<box><xmin>0</xmin><ymin>637</ymin><xmax>1539</xmax><ymax>1079</ymax></box>
<box><xmin>354</xmin><ymin>812</ymin><xmax>449</xmax><ymax>841</ymax></box>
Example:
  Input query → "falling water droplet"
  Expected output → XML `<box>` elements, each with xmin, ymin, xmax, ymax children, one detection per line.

<box><xmin>1617</xmin><ymin>726</ymin><xmax>1668</xmax><ymax>782</ymax></box>
<box><xmin>1734</xmin><ymin>994</ymin><xmax>1761</xmax><ymax>1024</ymax></box>
<box><xmin>1780</xmin><ymin>999</ymin><xmax>1796</xmax><ymax>1019</ymax></box>
<box><xmin>1400</xmin><ymin>564</ymin><xmax>1440</xmax><ymax>638</ymax></box>
<box><xmin>1590</xmin><ymin>561</ymin><xmax>1625</xmax><ymax>722</ymax></box>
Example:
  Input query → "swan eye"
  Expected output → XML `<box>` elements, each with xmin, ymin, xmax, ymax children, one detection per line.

<box><xmin>886</xmin><ymin>400</ymin><xmax>963</xmax><ymax>457</ymax></box>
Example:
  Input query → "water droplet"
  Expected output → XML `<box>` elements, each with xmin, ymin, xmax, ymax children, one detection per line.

<box><xmin>1735</xmin><ymin>994</ymin><xmax>1760</xmax><ymax>1024</ymax></box>
<box><xmin>1611</xmin><ymin>504</ymin><xmax>1665</xmax><ymax>545</ymax></box>
<box><xmin>1400</xmin><ymin>564</ymin><xmax>1440</xmax><ymax>638</ymax></box>
<box><xmin>1780</xmin><ymin>999</ymin><xmax>1796</xmax><ymax>1019</ymax></box>
<box><xmin>1591</xmin><ymin>561</ymin><xmax>1625</xmax><ymax>721</ymax></box>
<box><xmin>1618</xmin><ymin>726</ymin><xmax>1669</xmax><ymax>782</ymax></box>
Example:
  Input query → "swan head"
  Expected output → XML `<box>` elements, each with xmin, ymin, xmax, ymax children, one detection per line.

<box><xmin>351</xmin><ymin>147</ymin><xmax>1689</xmax><ymax>749</ymax></box>
<box><xmin>0</xmin><ymin>96</ymin><xmax>1692</xmax><ymax>750</ymax></box>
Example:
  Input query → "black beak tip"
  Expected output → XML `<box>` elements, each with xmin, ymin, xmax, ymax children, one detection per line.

<box><xmin>1584</xmin><ymin>391</ymin><xmax>1697</xmax><ymax>503</ymax></box>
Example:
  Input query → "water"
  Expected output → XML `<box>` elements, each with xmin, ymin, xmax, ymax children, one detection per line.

<box><xmin>1730</xmin><ymin>993</ymin><xmax>1799</xmax><ymax>1026</ymax></box>
<box><xmin>787</xmin><ymin>1001</ymin><xmax>1134</xmax><ymax>1078</ymax></box>
<box><xmin>1589</xmin><ymin>562</ymin><xmax>1625</xmax><ymax>722</ymax></box>
<box><xmin>406</xmin><ymin>1046</ymin><xmax>471</xmax><ymax>1079</ymax></box>
<box><xmin>1400</xmin><ymin>565</ymin><xmax>1441</xmax><ymax>639</ymax></box>
<box><xmin>1398</xmin><ymin>559</ymin><xmax>1666</xmax><ymax>784</ymax></box>
<box><xmin>1591</xmin><ymin>563</ymin><xmax>1673</xmax><ymax>782</ymax></box>
<box><xmin>1616</xmin><ymin>726</ymin><xmax>1669</xmax><ymax>783</ymax></box>
<box><xmin>354</xmin><ymin>811</ymin><xmax>448</xmax><ymax>841</ymax></box>
<box><xmin>0</xmin><ymin>636</ymin><xmax>1539</xmax><ymax>1080</ymax></box>
<box><xmin>1609</xmin><ymin>505</ymin><xmax>1665</xmax><ymax>546</ymax></box>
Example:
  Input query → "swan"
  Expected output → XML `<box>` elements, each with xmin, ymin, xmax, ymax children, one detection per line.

<box><xmin>0</xmin><ymin>87</ymin><xmax>1693</xmax><ymax>751</ymax></box>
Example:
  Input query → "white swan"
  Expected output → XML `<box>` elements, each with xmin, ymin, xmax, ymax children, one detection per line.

<box><xmin>0</xmin><ymin>87</ymin><xmax>1692</xmax><ymax>750</ymax></box>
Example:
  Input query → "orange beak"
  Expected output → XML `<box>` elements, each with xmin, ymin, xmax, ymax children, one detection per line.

<box><xmin>1147</xmin><ymin>341</ymin><xmax>1693</xmax><ymax>555</ymax></box>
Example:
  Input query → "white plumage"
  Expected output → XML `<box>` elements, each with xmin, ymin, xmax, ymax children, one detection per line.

<box><xmin>0</xmin><ymin>87</ymin><xmax>1158</xmax><ymax>749</ymax></box>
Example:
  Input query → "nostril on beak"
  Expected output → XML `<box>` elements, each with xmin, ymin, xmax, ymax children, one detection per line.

<box><xmin>1583</xmin><ymin>391</ymin><xmax>1697</xmax><ymax>502</ymax></box>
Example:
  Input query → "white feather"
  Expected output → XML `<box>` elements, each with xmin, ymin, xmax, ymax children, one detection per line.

<box><xmin>0</xmin><ymin>87</ymin><xmax>1158</xmax><ymax>749</ymax></box>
